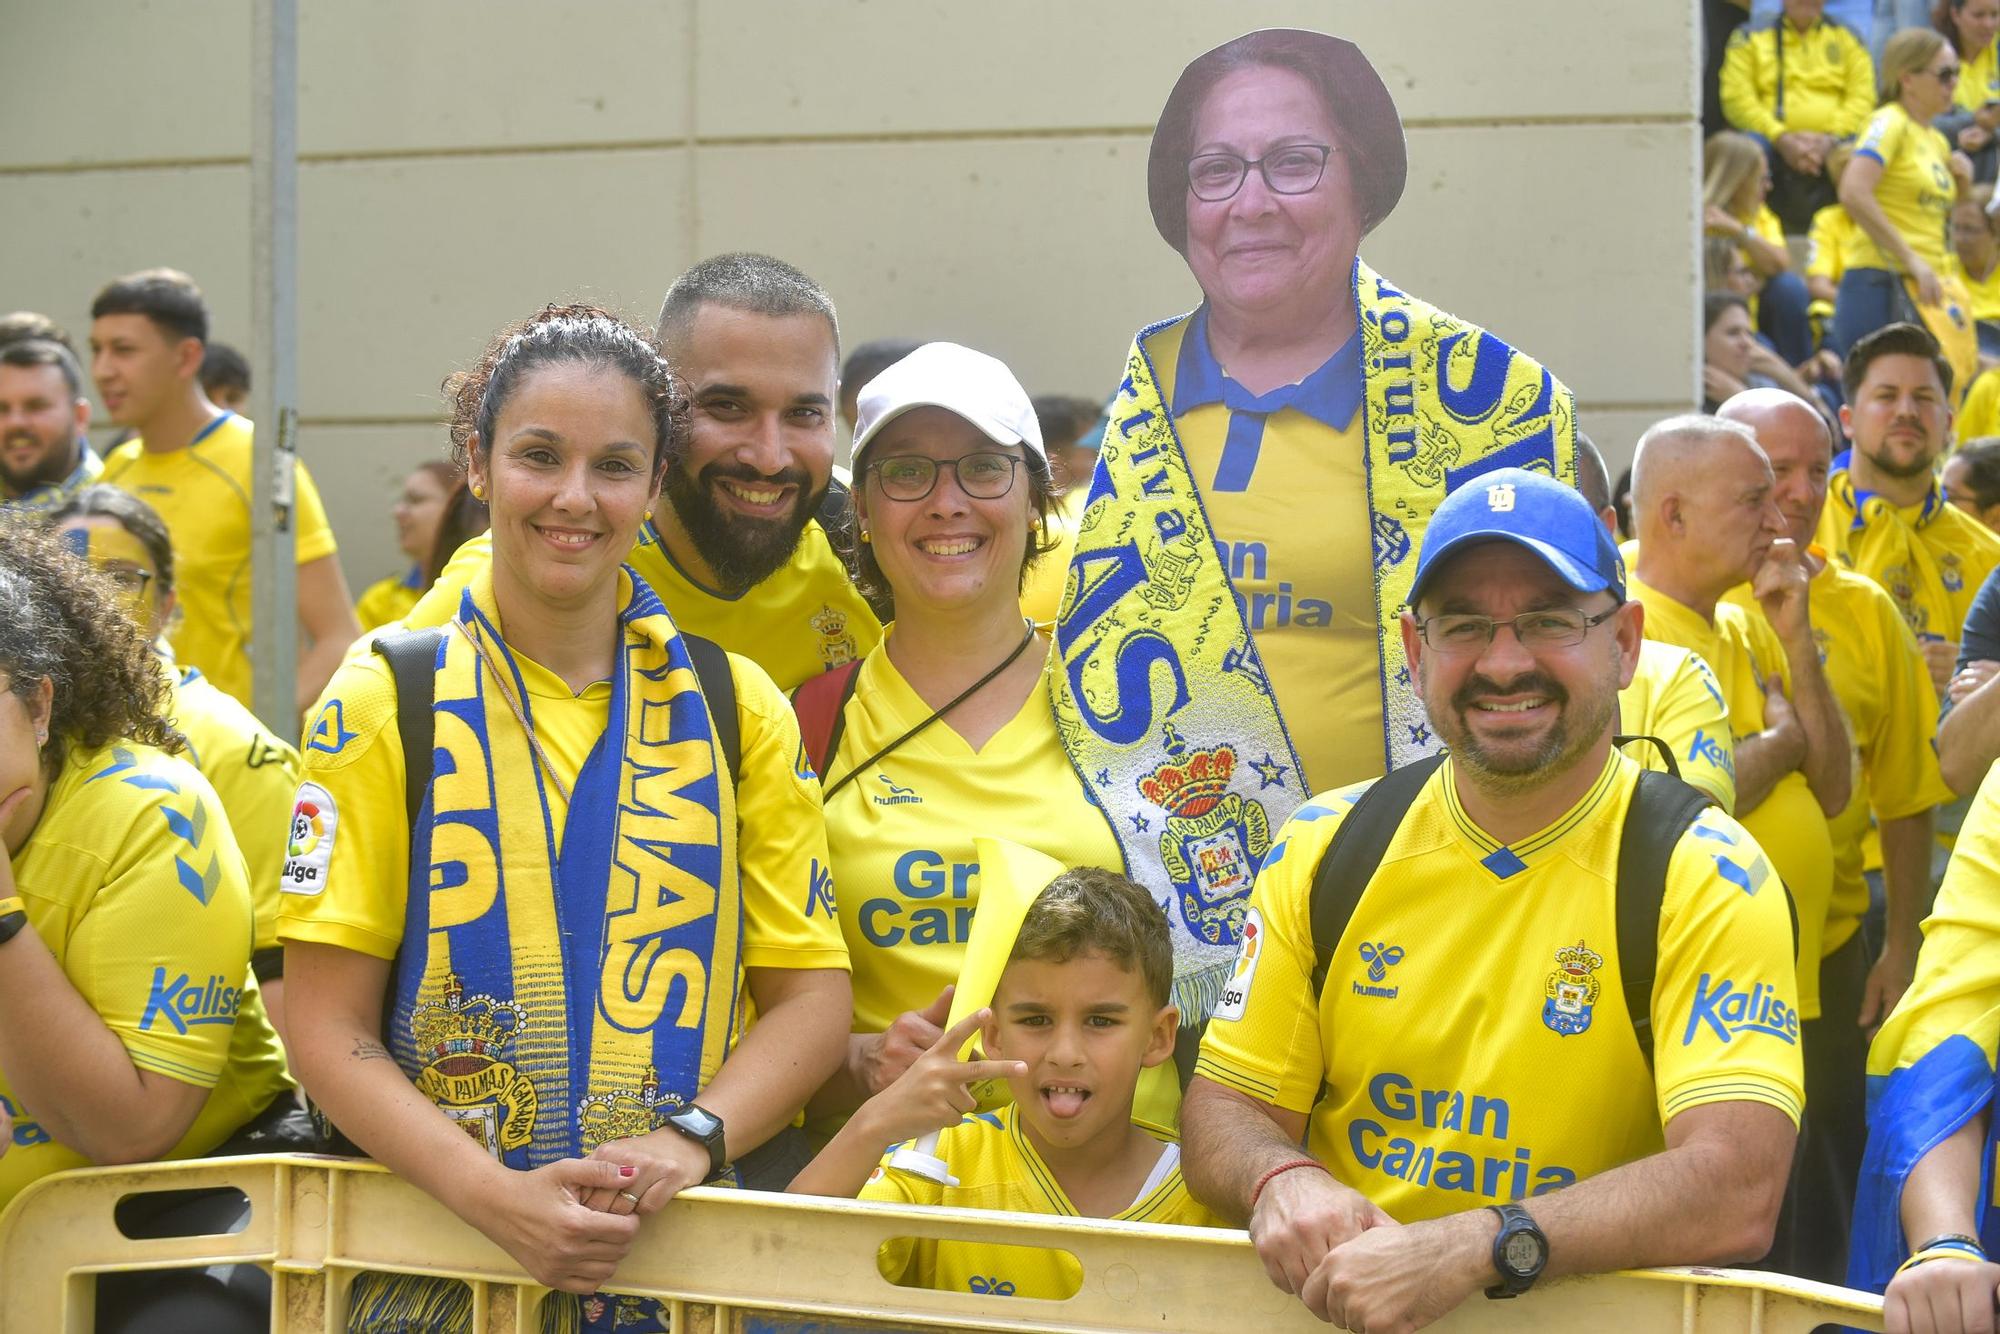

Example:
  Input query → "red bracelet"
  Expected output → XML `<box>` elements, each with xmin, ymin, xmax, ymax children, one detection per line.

<box><xmin>1250</xmin><ymin>1157</ymin><xmax>1330</xmax><ymax>1211</ymax></box>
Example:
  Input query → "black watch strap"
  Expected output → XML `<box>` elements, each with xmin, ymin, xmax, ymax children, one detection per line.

<box><xmin>0</xmin><ymin>896</ymin><xmax>28</xmax><ymax>946</ymax></box>
<box><xmin>1485</xmin><ymin>1203</ymin><xmax>1548</xmax><ymax>1298</ymax></box>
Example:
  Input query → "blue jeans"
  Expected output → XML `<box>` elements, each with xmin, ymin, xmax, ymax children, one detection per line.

<box><xmin>1760</xmin><ymin>269</ymin><xmax>1815</xmax><ymax>365</ymax></box>
<box><xmin>1832</xmin><ymin>267</ymin><xmax>1917</xmax><ymax>357</ymax></box>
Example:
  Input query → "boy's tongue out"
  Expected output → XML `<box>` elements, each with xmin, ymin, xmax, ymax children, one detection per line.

<box><xmin>1043</xmin><ymin>1085</ymin><xmax>1090</xmax><ymax>1118</ymax></box>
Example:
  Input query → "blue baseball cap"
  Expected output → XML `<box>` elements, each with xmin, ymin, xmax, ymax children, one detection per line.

<box><xmin>1406</xmin><ymin>467</ymin><xmax>1625</xmax><ymax>609</ymax></box>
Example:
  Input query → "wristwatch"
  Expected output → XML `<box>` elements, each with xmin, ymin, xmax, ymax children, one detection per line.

<box><xmin>1485</xmin><ymin>1203</ymin><xmax>1548</xmax><ymax>1298</ymax></box>
<box><xmin>663</xmin><ymin>1103</ymin><xmax>727</xmax><ymax>1180</ymax></box>
<box><xmin>0</xmin><ymin>896</ymin><xmax>28</xmax><ymax>947</ymax></box>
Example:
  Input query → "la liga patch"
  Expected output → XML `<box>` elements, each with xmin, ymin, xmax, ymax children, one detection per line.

<box><xmin>281</xmin><ymin>783</ymin><xmax>336</xmax><ymax>896</ymax></box>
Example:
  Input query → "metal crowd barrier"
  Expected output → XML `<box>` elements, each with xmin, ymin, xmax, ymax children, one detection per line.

<box><xmin>0</xmin><ymin>1154</ymin><xmax>1888</xmax><ymax>1333</ymax></box>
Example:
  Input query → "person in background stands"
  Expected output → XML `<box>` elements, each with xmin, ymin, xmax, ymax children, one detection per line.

<box><xmin>1721</xmin><ymin>0</ymin><xmax>1877</xmax><ymax>231</ymax></box>
<box><xmin>839</xmin><ymin>338</ymin><xmax>925</xmax><ymax>438</ymax></box>
<box><xmin>353</xmin><ymin>459</ymin><xmax>458</xmax><ymax>632</ymax></box>
<box><xmin>199</xmin><ymin>342</ymin><xmax>250</xmax><ymax>413</ymax></box>
<box><xmin>92</xmin><ymin>268</ymin><xmax>360</xmax><ymax>714</ymax></box>
<box><xmin>0</xmin><ymin>340</ymin><xmax>100</xmax><ymax>511</ymax></box>
<box><xmin>1934</xmin><ymin>0</ymin><xmax>2000</xmax><ymax>183</ymax></box>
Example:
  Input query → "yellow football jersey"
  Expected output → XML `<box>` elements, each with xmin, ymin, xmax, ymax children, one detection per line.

<box><xmin>1724</xmin><ymin>558</ymin><xmax>1952</xmax><ymax>956</ymax></box>
<box><xmin>1850</xmin><ymin>104</ymin><xmax>1959</xmax><ymax>274</ymax></box>
<box><xmin>353</xmin><ymin>568</ymin><xmax>423</xmax><ymax>633</ymax></box>
<box><xmin>101</xmin><ymin>413</ymin><xmax>339</xmax><ymax>706</ymax></box>
<box><xmin>1630</xmin><ymin>572</ymin><xmax>1835</xmax><ymax>1016</ymax></box>
<box><xmin>1144</xmin><ymin>315</ymin><xmax>1381</xmax><ymax>792</ymax></box>
<box><xmin>277</xmin><ymin>632</ymin><xmax>848</xmax><ymax>981</ymax></box>
<box><xmin>1618</xmin><ymin>639</ymin><xmax>1736</xmax><ymax>812</ymax></box>
<box><xmin>1806</xmin><ymin>205</ymin><xmax>1861</xmax><ymax>297</ymax></box>
<box><xmin>860</xmin><ymin>1103</ymin><xmax>1225</xmax><ymax>1298</ymax></box>
<box><xmin>1959</xmin><ymin>367</ymin><xmax>2000</xmax><ymax>441</ymax></box>
<box><xmin>1867</xmin><ymin>757</ymin><xmax>2000</xmax><ymax>1080</ymax></box>
<box><xmin>1954</xmin><ymin>254</ymin><xmax>2000</xmax><ymax>325</ymax></box>
<box><xmin>1</xmin><ymin>740</ymin><xmax>293</xmax><ymax>1209</ymax></box>
<box><xmin>1196</xmin><ymin>753</ymin><xmax>1804</xmax><ymax>1224</ymax></box>
<box><xmin>168</xmin><ymin>658</ymin><xmax>301</xmax><ymax>953</ymax></box>
<box><xmin>1720</xmin><ymin>17</ymin><xmax>1875</xmax><ymax>140</ymax></box>
<box><xmin>1955</xmin><ymin>37</ymin><xmax>2000</xmax><ymax>114</ymax></box>
<box><xmin>411</xmin><ymin>521</ymin><xmax>881</xmax><ymax>692</ymax></box>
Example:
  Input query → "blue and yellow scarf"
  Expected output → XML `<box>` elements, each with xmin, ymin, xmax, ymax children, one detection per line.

<box><xmin>1052</xmin><ymin>260</ymin><xmax>1575</xmax><ymax>1023</ymax></box>
<box><xmin>364</xmin><ymin>568</ymin><xmax>739</xmax><ymax>1334</ymax></box>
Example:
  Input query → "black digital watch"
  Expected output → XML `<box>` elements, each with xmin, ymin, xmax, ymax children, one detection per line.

<box><xmin>1485</xmin><ymin>1203</ymin><xmax>1549</xmax><ymax>1298</ymax></box>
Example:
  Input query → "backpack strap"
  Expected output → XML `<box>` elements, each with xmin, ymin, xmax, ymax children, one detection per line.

<box><xmin>790</xmin><ymin>659</ymin><xmax>864</xmax><ymax>784</ymax></box>
<box><xmin>373</xmin><ymin>628</ymin><xmax>443</xmax><ymax>831</ymax></box>
<box><xmin>1307</xmin><ymin>753</ymin><xmax>1447</xmax><ymax>996</ymax></box>
<box><xmin>1614</xmin><ymin>769</ymin><xmax>1717</xmax><ymax>1069</ymax></box>
<box><xmin>683</xmin><ymin>633</ymin><xmax>741</xmax><ymax>784</ymax></box>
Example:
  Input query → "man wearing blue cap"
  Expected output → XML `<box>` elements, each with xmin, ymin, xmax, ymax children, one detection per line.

<box><xmin>1183</xmin><ymin>467</ymin><xmax>1804</xmax><ymax>1331</ymax></box>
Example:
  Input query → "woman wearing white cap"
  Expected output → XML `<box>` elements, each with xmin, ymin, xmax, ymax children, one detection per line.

<box><xmin>793</xmin><ymin>342</ymin><xmax>1177</xmax><ymax>1133</ymax></box>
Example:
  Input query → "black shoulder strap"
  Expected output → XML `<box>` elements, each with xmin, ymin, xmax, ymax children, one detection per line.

<box><xmin>683</xmin><ymin>633</ymin><xmax>741</xmax><ymax>784</ymax></box>
<box><xmin>374</xmin><ymin>628</ymin><xmax>444</xmax><ymax>831</ymax></box>
<box><xmin>1614</xmin><ymin>770</ymin><xmax>1717</xmax><ymax>1069</ymax></box>
<box><xmin>1308</xmin><ymin>754</ymin><xmax>1447</xmax><ymax>996</ymax></box>
<box><xmin>817</xmin><ymin>475</ymin><xmax>857</xmax><ymax>551</ymax></box>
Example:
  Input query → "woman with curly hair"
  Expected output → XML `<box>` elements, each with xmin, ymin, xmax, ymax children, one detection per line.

<box><xmin>0</xmin><ymin>520</ymin><xmax>292</xmax><ymax>1332</ymax></box>
<box><xmin>279</xmin><ymin>305</ymin><xmax>849</xmax><ymax>1333</ymax></box>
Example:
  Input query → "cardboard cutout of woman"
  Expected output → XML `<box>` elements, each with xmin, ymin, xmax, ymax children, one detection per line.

<box><xmin>1052</xmin><ymin>29</ymin><xmax>1579</xmax><ymax>1027</ymax></box>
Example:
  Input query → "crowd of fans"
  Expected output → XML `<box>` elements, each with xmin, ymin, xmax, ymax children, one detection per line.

<box><xmin>2</xmin><ymin>17</ymin><xmax>2000</xmax><ymax>1334</ymax></box>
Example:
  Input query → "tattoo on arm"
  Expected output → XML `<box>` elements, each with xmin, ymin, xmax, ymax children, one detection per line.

<box><xmin>350</xmin><ymin>1038</ymin><xmax>391</xmax><ymax>1062</ymax></box>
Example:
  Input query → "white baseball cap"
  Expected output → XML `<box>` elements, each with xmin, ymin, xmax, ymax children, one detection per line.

<box><xmin>850</xmin><ymin>342</ymin><xmax>1046</xmax><ymax>466</ymax></box>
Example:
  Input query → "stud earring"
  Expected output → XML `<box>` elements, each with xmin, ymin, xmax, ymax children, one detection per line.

<box><xmin>643</xmin><ymin>509</ymin><xmax>653</xmax><ymax>522</ymax></box>
<box><xmin>859</xmin><ymin>529</ymin><xmax>871</xmax><ymax>543</ymax></box>
<box><xmin>471</xmin><ymin>484</ymin><xmax>484</xmax><ymax>500</ymax></box>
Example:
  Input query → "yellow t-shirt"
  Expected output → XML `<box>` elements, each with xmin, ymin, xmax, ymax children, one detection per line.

<box><xmin>1619</xmin><ymin>640</ymin><xmax>1737</xmax><ymax>812</ymax></box>
<box><xmin>1867</xmin><ymin>756</ymin><xmax>2000</xmax><ymax>1079</ymax></box>
<box><xmin>101</xmin><ymin>413</ymin><xmax>339</xmax><ymax>706</ymax></box>
<box><xmin>1195</xmin><ymin>753</ymin><xmax>1804</xmax><ymax>1224</ymax></box>
<box><xmin>1806</xmin><ymin>204</ymin><xmax>1861</xmax><ymax>298</ymax></box>
<box><xmin>1</xmin><ymin>740</ymin><xmax>293</xmax><ymax>1209</ymax></box>
<box><xmin>1720</xmin><ymin>17</ymin><xmax>1876</xmax><ymax>140</ymax></box>
<box><xmin>1147</xmin><ymin>315</ymin><xmax>1380</xmax><ymax>791</ymax></box>
<box><xmin>1963</xmin><ymin>367</ymin><xmax>2000</xmax><ymax>441</ymax></box>
<box><xmin>276</xmin><ymin>631</ymin><xmax>848</xmax><ymax>984</ymax></box>
<box><xmin>1019</xmin><ymin>500</ymin><xmax>1077</xmax><ymax>628</ymax></box>
<box><xmin>824</xmin><ymin>646</ymin><xmax>1121</xmax><ymax>1036</ymax></box>
<box><xmin>353</xmin><ymin>568</ymin><xmax>422</xmax><ymax>633</ymax></box>
<box><xmin>1629</xmin><ymin>571</ymin><xmax>1834</xmax><ymax>1017</ymax></box>
<box><xmin>1851</xmin><ymin>103</ymin><xmax>1958</xmax><ymax>274</ymax></box>
<box><xmin>1955</xmin><ymin>38</ymin><xmax>2000</xmax><ymax>114</ymax></box>
<box><xmin>1724</xmin><ymin>559</ymin><xmax>1953</xmax><ymax>957</ymax></box>
<box><xmin>859</xmin><ymin>1103</ymin><xmax>1224</xmax><ymax>1298</ymax></box>
<box><xmin>1956</xmin><ymin>255</ymin><xmax>2000</xmax><ymax>325</ymax></box>
<box><xmin>415</xmin><ymin>522</ymin><xmax>881</xmax><ymax>692</ymax></box>
<box><xmin>168</xmin><ymin>659</ymin><xmax>301</xmax><ymax>954</ymax></box>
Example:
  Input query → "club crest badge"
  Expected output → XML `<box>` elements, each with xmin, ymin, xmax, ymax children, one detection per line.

<box><xmin>411</xmin><ymin>972</ymin><xmax>537</xmax><ymax>1157</ymax></box>
<box><xmin>578</xmin><ymin>1063</ymin><xmax>681</xmax><ymax>1153</ymax></box>
<box><xmin>1142</xmin><ymin>726</ymin><xmax>1270</xmax><ymax>947</ymax></box>
<box><xmin>811</xmin><ymin>603</ymin><xmax>859</xmax><ymax>668</ymax></box>
<box><xmin>1541</xmin><ymin>940</ymin><xmax>1603</xmax><ymax>1037</ymax></box>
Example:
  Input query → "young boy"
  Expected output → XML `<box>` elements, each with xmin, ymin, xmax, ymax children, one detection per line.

<box><xmin>789</xmin><ymin>866</ymin><xmax>1223</xmax><ymax>1297</ymax></box>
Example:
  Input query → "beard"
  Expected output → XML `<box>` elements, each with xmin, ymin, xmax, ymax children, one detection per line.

<box><xmin>0</xmin><ymin>431</ymin><xmax>78</xmax><ymax>495</ymax></box>
<box><xmin>1860</xmin><ymin>434</ymin><xmax>1938</xmax><ymax>481</ymax></box>
<box><xmin>1430</xmin><ymin>667</ymin><xmax>1614</xmax><ymax>796</ymax></box>
<box><xmin>664</xmin><ymin>458</ymin><xmax>825</xmax><ymax>594</ymax></box>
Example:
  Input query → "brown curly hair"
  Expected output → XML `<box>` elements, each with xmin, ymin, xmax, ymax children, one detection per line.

<box><xmin>0</xmin><ymin>519</ymin><xmax>182</xmax><ymax>775</ymax></box>
<box><xmin>1009</xmin><ymin>866</ymin><xmax>1173</xmax><ymax>1009</ymax></box>
<box><xmin>443</xmin><ymin>303</ymin><xmax>688</xmax><ymax>486</ymax></box>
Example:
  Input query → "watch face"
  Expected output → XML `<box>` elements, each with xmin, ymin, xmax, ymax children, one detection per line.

<box><xmin>1502</xmin><ymin>1229</ymin><xmax>1544</xmax><ymax>1274</ymax></box>
<box><xmin>678</xmin><ymin>1106</ymin><xmax>721</xmax><ymax>1138</ymax></box>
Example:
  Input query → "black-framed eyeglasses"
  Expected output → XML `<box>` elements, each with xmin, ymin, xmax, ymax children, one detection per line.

<box><xmin>1414</xmin><ymin>605</ymin><xmax>1621</xmax><ymax>654</ymax></box>
<box><xmin>1186</xmin><ymin>144</ymin><xmax>1334</xmax><ymax>202</ymax></box>
<box><xmin>864</xmin><ymin>452</ymin><xmax>1022</xmax><ymax>502</ymax></box>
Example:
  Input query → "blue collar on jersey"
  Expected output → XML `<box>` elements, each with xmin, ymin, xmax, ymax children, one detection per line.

<box><xmin>1171</xmin><ymin>304</ymin><xmax>1362</xmax><ymax>433</ymax></box>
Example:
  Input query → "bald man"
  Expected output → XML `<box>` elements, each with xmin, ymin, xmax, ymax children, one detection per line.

<box><xmin>1715</xmin><ymin>388</ymin><xmax>1951</xmax><ymax>1282</ymax></box>
<box><xmin>1628</xmin><ymin>413</ymin><xmax>1845</xmax><ymax>1005</ymax></box>
<box><xmin>1574</xmin><ymin>439</ymin><xmax>1737</xmax><ymax>810</ymax></box>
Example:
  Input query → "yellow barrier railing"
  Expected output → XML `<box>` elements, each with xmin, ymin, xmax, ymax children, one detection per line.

<box><xmin>0</xmin><ymin>1154</ymin><xmax>1888</xmax><ymax>1334</ymax></box>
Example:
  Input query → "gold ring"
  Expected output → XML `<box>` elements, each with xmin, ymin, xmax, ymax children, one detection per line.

<box><xmin>617</xmin><ymin>1190</ymin><xmax>641</xmax><ymax>1205</ymax></box>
